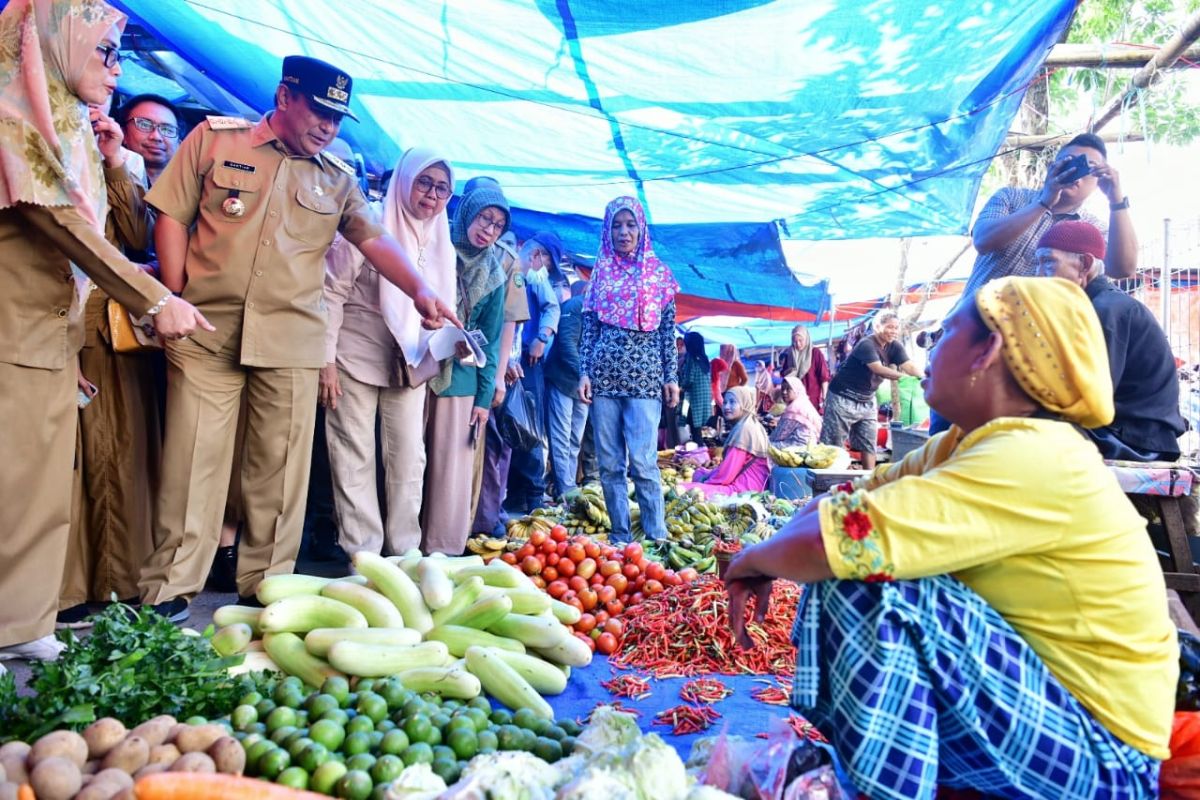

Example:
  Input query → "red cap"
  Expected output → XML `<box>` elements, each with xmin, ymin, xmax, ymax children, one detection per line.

<box><xmin>1036</xmin><ymin>220</ymin><xmax>1106</xmax><ymax>261</ymax></box>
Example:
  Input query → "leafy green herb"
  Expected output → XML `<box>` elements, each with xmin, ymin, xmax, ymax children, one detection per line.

<box><xmin>0</xmin><ymin>602</ymin><xmax>268</xmax><ymax>742</ymax></box>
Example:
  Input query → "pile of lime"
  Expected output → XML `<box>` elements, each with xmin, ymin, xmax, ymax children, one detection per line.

<box><xmin>228</xmin><ymin>674</ymin><xmax>581</xmax><ymax>798</ymax></box>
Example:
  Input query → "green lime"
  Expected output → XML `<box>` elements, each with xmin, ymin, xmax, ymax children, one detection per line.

<box><xmin>379</xmin><ymin>729</ymin><xmax>410</xmax><ymax>756</ymax></box>
<box><xmin>377</xmin><ymin>679</ymin><xmax>407</xmax><ymax>709</ymax></box>
<box><xmin>543</xmin><ymin>725</ymin><xmax>566</xmax><ymax>742</ymax></box>
<box><xmin>345</xmin><ymin>753</ymin><xmax>376</xmax><ymax>773</ymax></box>
<box><xmin>420</xmin><ymin>691</ymin><xmax>442</xmax><ymax>706</ymax></box>
<box><xmin>356</xmin><ymin>692</ymin><xmax>388</xmax><ymax>724</ymax></box>
<box><xmin>404</xmin><ymin>714</ymin><xmax>433</xmax><ymax>745</ymax></box>
<box><xmin>276</xmin><ymin>766</ymin><xmax>310</xmax><ymax>790</ymax></box>
<box><xmin>367</xmin><ymin>730</ymin><xmax>384</xmax><ymax>751</ymax></box>
<box><xmin>346</xmin><ymin>715</ymin><xmax>375</xmax><ymax>737</ymax></box>
<box><xmin>244</xmin><ymin>740</ymin><xmax>277</xmax><ymax>774</ymax></box>
<box><xmin>512</xmin><ymin>708</ymin><xmax>540</xmax><ymax>731</ymax></box>
<box><xmin>496</xmin><ymin>724</ymin><xmax>522</xmax><ymax>751</ymax></box>
<box><xmin>310</xmin><ymin>760</ymin><xmax>348</xmax><ymax>795</ymax></box>
<box><xmin>270</xmin><ymin>725</ymin><xmax>298</xmax><ymax>745</ymax></box>
<box><xmin>477</xmin><ymin>729</ymin><xmax>498</xmax><ymax>754</ymax></box>
<box><xmin>516</xmin><ymin>728</ymin><xmax>537</xmax><ymax>752</ymax></box>
<box><xmin>345</xmin><ymin>692</ymin><xmax>359</xmax><ymax>709</ymax></box>
<box><xmin>446</xmin><ymin>728</ymin><xmax>478</xmax><ymax>761</ymax></box>
<box><xmin>184</xmin><ymin>715</ymin><xmax>207</xmax><ymax>725</ymax></box>
<box><xmin>307</xmin><ymin>693</ymin><xmax>341</xmax><ymax>719</ymax></box>
<box><xmin>400</xmin><ymin>742</ymin><xmax>434</xmax><ymax>766</ymax></box>
<box><xmin>336</xmin><ymin>769</ymin><xmax>374</xmax><ymax>800</ymax></box>
<box><xmin>432</xmin><ymin>745</ymin><xmax>455</xmax><ymax>763</ymax></box>
<box><xmin>310</xmin><ymin>718</ymin><xmax>347</xmax><ymax>752</ymax></box>
<box><xmin>279</xmin><ymin>688</ymin><xmax>306</xmax><ymax>710</ymax></box>
<box><xmin>282</xmin><ymin>728</ymin><xmax>310</xmax><ymax>748</ymax></box>
<box><xmin>431</xmin><ymin>757</ymin><xmax>461</xmax><ymax>785</ymax></box>
<box><xmin>533</xmin><ymin>736</ymin><xmax>563</xmax><ymax>763</ymax></box>
<box><xmin>442</xmin><ymin>699</ymin><xmax>462</xmax><ymax>713</ymax></box>
<box><xmin>240</xmin><ymin>690</ymin><xmax>264</xmax><ymax>707</ymax></box>
<box><xmin>231</xmin><ymin>704</ymin><xmax>258</xmax><ymax>731</ymax></box>
<box><xmin>322</xmin><ymin>675</ymin><xmax>352</xmax><ymax>706</ymax></box>
<box><xmin>297</xmin><ymin>742</ymin><xmax>331</xmax><ymax>773</ymax></box>
<box><xmin>558</xmin><ymin>718</ymin><xmax>582</xmax><ymax>737</ymax></box>
<box><xmin>257</xmin><ymin>747</ymin><xmax>292</xmax><ymax>780</ymax></box>
<box><xmin>446</xmin><ymin>716</ymin><xmax>476</xmax><ymax>736</ymax></box>
<box><xmin>465</xmin><ymin>708</ymin><xmax>490</xmax><ymax>733</ymax></box>
<box><xmin>489</xmin><ymin>709</ymin><xmax>512</xmax><ymax>726</ymax></box>
<box><xmin>255</xmin><ymin>698</ymin><xmax>278</xmax><ymax>719</ymax></box>
<box><xmin>342</xmin><ymin>731</ymin><xmax>371</xmax><ymax>757</ymax></box>
<box><xmin>287</xmin><ymin>736</ymin><xmax>315</xmax><ymax>760</ymax></box>
<box><xmin>248</xmin><ymin>722</ymin><xmax>267</xmax><ymax>737</ymax></box>
<box><xmin>430</xmin><ymin>712</ymin><xmax>451</xmax><ymax>731</ymax></box>
<box><xmin>531</xmin><ymin>717</ymin><xmax>552</xmax><ymax>736</ymax></box>
<box><xmin>561</xmin><ymin>735</ymin><xmax>577</xmax><ymax>754</ymax></box>
<box><xmin>320</xmin><ymin>708</ymin><xmax>351</xmax><ymax>727</ymax></box>
<box><xmin>241</xmin><ymin>733</ymin><xmax>264</xmax><ymax>750</ymax></box>
<box><xmin>375</xmin><ymin>719</ymin><xmax>396</xmax><ymax>734</ymax></box>
<box><xmin>355</xmin><ymin>678</ymin><xmax>377</xmax><ymax>693</ymax></box>
<box><xmin>370</xmin><ymin>753</ymin><xmax>405</xmax><ymax>784</ymax></box>
<box><xmin>468</xmin><ymin>696</ymin><xmax>492</xmax><ymax>713</ymax></box>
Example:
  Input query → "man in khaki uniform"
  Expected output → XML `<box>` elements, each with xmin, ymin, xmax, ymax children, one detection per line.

<box><xmin>139</xmin><ymin>56</ymin><xmax>455</xmax><ymax>619</ymax></box>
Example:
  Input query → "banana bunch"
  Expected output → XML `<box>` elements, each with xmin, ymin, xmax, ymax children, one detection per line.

<box><xmin>769</xmin><ymin>443</ymin><xmax>844</xmax><ymax>469</ymax></box>
<box><xmin>503</xmin><ymin>514</ymin><xmax>555</xmax><ymax>542</ymax></box>
<box><xmin>769</xmin><ymin>445</ymin><xmax>807</xmax><ymax>467</ymax></box>
<box><xmin>571</xmin><ymin>484</ymin><xmax>612</xmax><ymax>532</ymax></box>
<box><xmin>465</xmin><ymin>534</ymin><xmax>508</xmax><ymax>559</ymax></box>
<box><xmin>664</xmin><ymin>492</ymin><xmax>725</xmax><ymax>541</ymax></box>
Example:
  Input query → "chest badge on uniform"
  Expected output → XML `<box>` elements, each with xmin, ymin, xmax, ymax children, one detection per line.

<box><xmin>222</xmin><ymin>189</ymin><xmax>246</xmax><ymax>218</ymax></box>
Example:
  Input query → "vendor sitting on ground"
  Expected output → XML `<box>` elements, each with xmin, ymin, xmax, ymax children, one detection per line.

<box><xmin>770</xmin><ymin>376</ymin><xmax>822</xmax><ymax>448</ymax></box>
<box><xmin>725</xmin><ymin>276</ymin><xmax>1175</xmax><ymax>800</ymax></box>
<box><xmin>1034</xmin><ymin>219</ymin><xmax>1186</xmax><ymax>462</ymax></box>
<box><xmin>682</xmin><ymin>386</ymin><xmax>770</xmax><ymax>497</ymax></box>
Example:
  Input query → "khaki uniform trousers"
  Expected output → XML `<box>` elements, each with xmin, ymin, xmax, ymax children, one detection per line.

<box><xmin>420</xmin><ymin>393</ymin><xmax>478</xmax><ymax>555</ymax></box>
<box><xmin>325</xmin><ymin>369</ymin><xmax>426</xmax><ymax>557</ymax></box>
<box><xmin>0</xmin><ymin>361</ymin><xmax>75</xmax><ymax>646</ymax></box>
<box><xmin>139</xmin><ymin>333</ymin><xmax>318</xmax><ymax>604</ymax></box>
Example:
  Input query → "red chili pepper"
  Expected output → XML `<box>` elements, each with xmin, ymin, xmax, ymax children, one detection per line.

<box><xmin>680</xmin><ymin>678</ymin><xmax>732</xmax><ymax>704</ymax></box>
<box><xmin>601</xmin><ymin>673</ymin><xmax>653</xmax><ymax>700</ymax></box>
<box><xmin>750</xmin><ymin>680</ymin><xmax>792</xmax><ymax>706</ymax></box>
<box><xmin>653</xmin><ymin>704</ymin><xmax>722</xmax><ymax>735</ymax></box>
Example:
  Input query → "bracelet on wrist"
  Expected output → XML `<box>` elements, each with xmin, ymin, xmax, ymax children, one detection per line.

<box><xmin>145</xmin><ymin>292</ymin><xmax>172</xmax><ymax>317</ymax></box>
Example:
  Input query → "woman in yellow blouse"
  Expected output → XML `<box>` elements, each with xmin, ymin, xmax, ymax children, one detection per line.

<box><xmin>725</xmin><ymin>276</ymin><xmax>1176</xmax><ymax>799</ymax></box>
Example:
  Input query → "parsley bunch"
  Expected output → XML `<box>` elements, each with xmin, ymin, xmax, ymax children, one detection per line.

<box><xmin>0</xmin><ymin>602</ymin><xmax>264</xmax><ymax>743</ymax></box>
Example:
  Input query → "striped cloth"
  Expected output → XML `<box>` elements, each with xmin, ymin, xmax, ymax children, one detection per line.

<box><xmin>790</xmin><ymin>576</ymin><xmax>1160</xmax><ymax>799</ymax></box>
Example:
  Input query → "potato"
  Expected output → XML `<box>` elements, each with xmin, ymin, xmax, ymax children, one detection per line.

<box><xmin>0</xmin><ymin>743</ymin><xmax>28</xmax><ymax>762</ymax></box>
<box><xmin>111</xmin><ymin>789</ymin><xmax>136</xmax><ymax>800</ymax></box>
<box><xmin>128</xmin><ymin>717</ymin><xmax>173</xmax><ymax>748</ymax></box>
<box><xmin>172</xmin><ymin>724</ymin><xmax>226</xmax><ymax>754</ymax></box>
<box><xmin>0</xmin><ymin>755</ymin><xmax>26</xmax><ymax>785</ymax></box>
<box><xmin>147</xmin><ymin>743</ymin><xmax>181</xmax><ymax>767</ymax></box>
<box><xmin>99</xmin><ymin>735</ymin><xmax>149</xmax><ymax>774</ymax></box>
<box><xmin>206</xmin><ymin>736</ymin><xmax>246</xmax><ymax>775</ymax></box>
<box><xmin>91</xmin><ymin>768</ymin><xmax>133</xmax><ymax>790</ymax></box>
<box><xmin>29</xmin><ymin>730</ymin><xmax>89</xmax><ymax>768</ymax></box>
<box><xmin>169</xmin><ymin>752</ymin><xmax>216</xmax><ymax>773</ymax></box>
<box><xmin>82</xmin><ymin>718</ymin><xmax>127</xmax><ymax>760</ymax></box>
<box><xmin>30</xmin><ymin>756</ymin><xmax>82</xmax><ymax>800</ymax></box>
<box><xmin>75</xmin><ymin>781</ymin><xmax>127</xmax><ymax>800</ymax></box>
<box><xmin>82</xmin><ymin>759</ymin><xmax>100</xmax><ymax>775</ymax></box>
<box><xmin>0</xmin><ymin>782</ymin><xmax>17</xmax><ymax>800</ymax></box>
<box><xmin>132</xmin><ymin>763</ymin><xmax>169</xmax><ymax>780</ymax></box>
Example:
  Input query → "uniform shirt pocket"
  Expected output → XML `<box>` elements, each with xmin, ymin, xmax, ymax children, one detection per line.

<box><xmin>290</xmin><ymin>186</ymin><xmax>340</xmax><ymax>245</ymax></box>
<box><xmin>207</xmin><ymin>165</ymin><xmax>264</xmax><ymax>223</ymax></box>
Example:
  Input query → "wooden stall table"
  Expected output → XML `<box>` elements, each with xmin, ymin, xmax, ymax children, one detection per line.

<box><xmin>1107</xmin><ymin>460</ymin><xmax>1199</xmax><ymax>618</ymax></box>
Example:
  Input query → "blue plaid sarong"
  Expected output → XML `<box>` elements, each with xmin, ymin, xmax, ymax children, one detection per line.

<box><xmin>791</xmin><ymin>576</ymin><xmax>1161</xmax><ymax>799</ymax></box>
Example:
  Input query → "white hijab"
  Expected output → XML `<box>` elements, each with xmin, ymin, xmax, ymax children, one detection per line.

<box><xmin>379</xmin><ymin>147</ymin><xmax>456</xmax><ymax>362</ymax></box>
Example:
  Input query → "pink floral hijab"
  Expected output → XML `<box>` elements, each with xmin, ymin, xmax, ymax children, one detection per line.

<box><xmin>584</xmin><ymin>195</ymin><xmax>678</xmax><ymax>332</ymax></box>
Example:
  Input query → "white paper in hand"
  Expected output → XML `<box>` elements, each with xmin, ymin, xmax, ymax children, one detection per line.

<box><xmin>427</xmin><ymin>326</ymin><xmax>487</xmax><ymax>367</ymax></box>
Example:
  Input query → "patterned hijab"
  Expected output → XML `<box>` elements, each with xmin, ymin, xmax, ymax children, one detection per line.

<box><xmin>723</xmin><ymin>385</ymin><xmax>770</xmax><ymax>459</ymax></box>
<box><xmin>584</xmin><ymin>195</ymin><xmax>678</xmax><ymax>332</ymax></box>
<box><xmin>0</xmin><ymin>0</ymin><xmax>122</xmax><ymax>231</ymax></box>
<box><xmin>449</xmin><ymin>183</ymin><xmax>507</xmax><ymax>321</ymax></box>
<box><xmin>378</xmin><ymin>147</ymin><xmax>455</xmax><ymax>362</ymax></box>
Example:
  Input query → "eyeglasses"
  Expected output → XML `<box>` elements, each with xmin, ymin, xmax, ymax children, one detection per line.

<box><xmin>95</xmin><ymin>44</ymin><xmax>121</xmax><ymax>69</ymax></box>
<box><xmin>475</xmin><ymin>215</ymin><xmax>506</xmax><ymax>234</ymax></box>
<box><xmin>415</xmin><ymin>174</ymin><xmax>452</xmax><ymax>200</ymax></box>
<box><xmin>129</xmin><ymin>117</ymin><xmax>179</xmax><ymax>139</ymax></box>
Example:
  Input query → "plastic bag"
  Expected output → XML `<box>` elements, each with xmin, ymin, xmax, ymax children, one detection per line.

<box><xmin>697</xmin><ymin>719</ymin><xmax>843</xmax><ymax>800</ymax></box>
<box><xmin>1163</xmin><ymin>712</ymin><xmax>1200</xmax><ymax>799</ymax></box>
<box><xmin>497</xmin><ymin>383</ymin><xmax>544</xmax><ymax>451</ymax></box>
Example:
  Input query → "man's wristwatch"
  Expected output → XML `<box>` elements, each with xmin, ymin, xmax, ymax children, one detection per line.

<box><xmin>536</xmin><ymin>332</ymin><xmax>550</xmax><ymax>344</ymax></box>
<box><xmin>1110</xmin><ymin>196</ymin><xmax>1130</xmax><ymax>211</ymax></box>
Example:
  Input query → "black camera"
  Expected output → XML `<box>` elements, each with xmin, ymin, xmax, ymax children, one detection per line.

<box><xmin>1058</xmin><ymin>153</ymin><xmax>1092</xmax><ymax>184</ymax></box>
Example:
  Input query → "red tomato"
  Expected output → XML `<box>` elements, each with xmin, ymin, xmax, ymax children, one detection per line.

<box><xmin>633</xmin><ymin>575</ymin><xmax>646</xmax><ymax>591</ymax></box>
<box><xmin>578</xmin><ymin>588</ymin><xmax>598</xmax><ymax>611</ymax></box>
<box><xmin>500</xmin><ymin>552</ymin><xmax>518</xmax><ymax>565</ymax></box>
<box><xmin>663</xmin><ymin>570</ymin><xmax>682</xmax><ymax>587</ymax></box>
<box><xmin>622</xmin><ymin>562</ymin><xmax>640</xmax><ymax>580</ymax></box>
<box><xmin>583</xmin><ymin>541</ymin><xmax>601</xmax><ymax>560</ymax></box>
<box><xmin>599</xmin><ymin>560</ymin><xmax>622</xmax><ymax>578</ymax></box>
<box><xmin>623</xmin><ymin>542</ymin><xmax>644</xmax><ymax>562</ymax></box>
<box><xmin>541</xmin><ymin>540</ymin><xmax>557</xmax><ymax>556</ymax></box>
<box><xmin>593</xmin><ymin>610</ymin><xmax>609</xmax><ymax>626</ymax></box>
<box><xmin>530</xmin><ymin>575</ymin><xmax>547</xmax><ymax>589</ymax></box>
<box><xmin>600</xmin><ymin>545</ymin><xmax>617</xmax><ymax>560</ymax></box>
<box><xmin>596</xmin><ymin>585</ymin><xmax>616</xmax><ymax>604</ymax></box>
<box><xmin>603</xmin><ymin>618</ymin><xmax>623</xmax><ymax>638</ymax></box>
<box><xmin>521</xmin><ymin>555</ymin><xmax>542</xmax><ymax>575</ymax></box>
<box><xmin>630</xmin><ymin>592</ymin><xmax>645</xmax><ymax>606</ymax></box>
<box><xmin>546</xmin><ymin>552</ymin><xmax>560</xmax><ymax>567</ymax></box>
<box><xmin>575</xmin><ymin>613</ymin><xmax>597</xmax><ymax>633</ymax></box>
<box><xmin>605</xmin><ymin>573</ymin><xmax>628</xmax><ymax>595</ymax></box>
<box><xmin>547</xmin><ymin>580</ymin><xmax>568</xmax><ymax>599</ymax></box>
<box><xmin>566</xmin><ymin>596</ymin><xmax>584</xmax><ymax>612</ymax></box>
<box><xmin>568</xmin><ymin>576</ymin><xmax>589</xmax><ymax>593</ymax></box>
<box><xmin>556</xmin><ymin>557</ymin><xmax>576</xmax><ymax>578</ymax></box>
<box><xmin>644</xmin><ymin>579</ymin><xmax>664</xmax><ymax>595</ymax></box>
<box><xmin>551</xmin><ymin>525</ymin><xmax>568</xmax><ymax>542</ymax></box>
<box><xmin>566</xmin><ymin>542</ymin><xmax>586</xmax><ymax>562</ymax></box>
<box><xmin>516</xmin><ymin>543</ymin><xmax>536</xmax><ymax>560</ymax></box>
<box><xmin>542</xmin><ymin>566</ymin><xmax>559</xmax><ymax>582</ymax></box>
<box><xmin>596</xmin><ymin>632</ymin><xmax>618</xmax><ymax>655</ymax></box>
<box><xmin>556</xmin><ymin>541</ymin><xmax>569</xmax><ymax>556</ymax></box>
<box><xmin>604</xmin><ymin>599</ymin><xmax>624</xmax><ymax>617</ymax></box>
<box><xmin>644</xmin><ymin>562</ymin><xmax>665</xmax><ymax>582</ymax></box>
<box><xmin>678</xmin><ymin>567</ymin><xmax>699</xmax><ymax>583</ymax></box>
<box><xmin>561</xmin><ymin>589</ymin><xmax>576</xmax><ymax>602</ymax></box>
<box><xmin>576</xmin><ymin>557</ymin><xmax>597</xmax><ymax>580</ymax></box>
<box><xmin>589</xmin><ymin>574</ymin><xmax>604</xmax><ymax>587</ymax></box>
<box><xmin>529</xmin><ymin>530</ymin><xmax>548</xmax><ymax>547</ymax></box>
<box><xmin>576</xmin><ymin>632</ymin><xmax>596</xmax><ymax>652</ymax></box>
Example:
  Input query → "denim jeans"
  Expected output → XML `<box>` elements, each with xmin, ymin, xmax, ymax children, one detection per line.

<box><xmin>506</xmin><ymin>361</ymin><xmax>548</xmax><ymax>512</ymax></box>
<box><xmin>590</xmin><ymin>396</ymin><xmax>666</xmax><ymax>541</ymax></box>
<box><xmin>546</xmin><ymin>385</ymin><xmax>589</xmax><ymax>498</ymax></box>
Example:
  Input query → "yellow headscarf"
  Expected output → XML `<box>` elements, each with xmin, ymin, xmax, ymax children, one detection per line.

<box><xmin>975</xmin><ymin>276</ymin><xmax>1114</xmax><ymax>429</ymax></box>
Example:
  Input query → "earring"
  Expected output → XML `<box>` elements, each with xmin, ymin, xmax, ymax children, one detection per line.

<box><xmin>968</xmin><ymin>372</ymin><xmax>979</xmax><ymax>389</ymax></box>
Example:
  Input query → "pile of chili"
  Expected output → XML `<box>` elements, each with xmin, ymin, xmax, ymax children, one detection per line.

<box><xmin>679</xmin><ymin>678</ymin><xmax>732</xmax><ymax>704</ymax></box>
<box><xmin>653</xmin><ymin>704</ymin><xmax>721</xmax><ymax>735</ymax></box>
<box><xmin>610</xmin><ymin>575</ymin><xmax>799</xmax><ymax>678</ymax></box>
<box><xmin>600</xmin><ymin>673</ymin><xmax>652</xmax><ymax>700</ymax></box>
<box><xmin>749</xmin><ymin>679</ymin><xmax>791</xmax><ymax>706</ymax></box>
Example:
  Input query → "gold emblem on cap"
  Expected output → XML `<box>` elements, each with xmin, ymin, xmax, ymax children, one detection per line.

<box><xmin>336</xmin><ymin>75</ymin><xmax>348</xmax><ymax>89</ymax></box>
<box><xmin>327</xmin><ymin>87</ymin><xmax>348</xmax><ymax>102</ymax></box>
<box><xmin>222</xmin><ymin>196</ymin><xmax>246</xmax><ymax>218</ymax></box>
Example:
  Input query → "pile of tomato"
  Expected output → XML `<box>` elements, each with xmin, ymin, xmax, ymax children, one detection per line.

<box><xmin>499</xmin><ymin>526</ymin><xmax>699</xmax><ymax>656</ymax></box>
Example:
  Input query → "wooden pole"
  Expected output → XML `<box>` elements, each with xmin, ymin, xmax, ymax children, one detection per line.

<box><xmin>1004</xmin><ymin>131</ymin><xmax>1145</xmax><ymax>149</ymax></box>
<box><xmin>1045</xmin><ymin>42</ymin><xmax>1200</xmax><ymax>69</ymax></box>
<box><xmin>1092</xmin><ymin>10</ymin><xmax>1200</xmax><ymax>132</ymax></box>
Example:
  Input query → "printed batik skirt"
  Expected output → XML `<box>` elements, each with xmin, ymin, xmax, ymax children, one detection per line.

<box><xmin>790</xmin><ymin>575</ymin><xmax>1160</xmax><ymax>800</ymax></box>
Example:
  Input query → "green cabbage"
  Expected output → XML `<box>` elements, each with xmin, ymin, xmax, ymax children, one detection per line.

<box><xmin>572</xmin><ymin>706</ymin><xmax>642</xmax><ymax>756</ymax></box>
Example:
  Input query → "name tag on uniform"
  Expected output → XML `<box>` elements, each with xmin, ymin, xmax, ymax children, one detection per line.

<box><xmin>223</xmin><ymin>160</ymin><xmax>256</xmax><ymax>173</ymax></box>
<box><xmin>207</xmin><ymin>115</ymin><xmax>252</xmax><ymax>131</ymax></box>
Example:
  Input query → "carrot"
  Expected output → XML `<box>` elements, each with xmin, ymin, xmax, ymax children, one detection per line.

<box><xmin>134</xmin><ymin>772</ymin><xmax>329</xmax><ymax>800</ymax></box>
<box><xmin>18</xmin><ymin>786</ymin><xmax>35</xmax><ymax>800</ymax></box>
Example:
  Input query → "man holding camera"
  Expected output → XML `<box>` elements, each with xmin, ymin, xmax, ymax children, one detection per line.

<box><xmin>962</xmin><ymin>133</ymin><xmax>1136</xmax><ymax>298</ymax></box>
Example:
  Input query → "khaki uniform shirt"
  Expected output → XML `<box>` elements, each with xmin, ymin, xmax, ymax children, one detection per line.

<box><xmin>146</xmin><ymin>115</ymin><xmax>386</xmax><ymax>368</ymax></box>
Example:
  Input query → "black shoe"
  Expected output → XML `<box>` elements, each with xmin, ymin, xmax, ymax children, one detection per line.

<box><xmin>55</xmin><ymin>603</ymin><xmax>93</xmax><ymax>630</ymax></box>
<box><xmin>237</xmin><ymin>595</ymin><xmax>264</xmax><ymax>609</ymax></box>
<box><xmin>207</xmin><ymin>545</ymin><xmax>238</xmax><ymax>593</ymax></box>
<box><xmin>149</xmin><ymin>597</ymin><xmax>189</xmax><ymax>623</ymax></box>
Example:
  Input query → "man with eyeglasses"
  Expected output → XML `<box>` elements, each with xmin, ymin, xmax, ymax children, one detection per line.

<box><xmin>116</xmin><ymin>93</ymin><xmax>182</xmax><ymax>186</ymax></box>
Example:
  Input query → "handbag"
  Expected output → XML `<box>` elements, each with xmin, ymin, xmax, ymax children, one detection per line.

<box><xmin>106</xmin><ymin>299</ymin><xmax>162</xmax><ymax>353</ymax></box>
<box><xmin>396</xmin><ymin>348</ymin><xmax>442</xmax><ymax>389</ymax></box>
